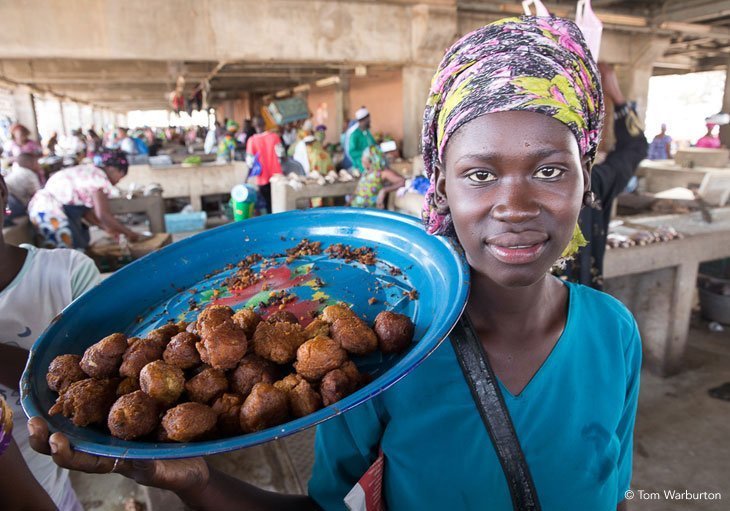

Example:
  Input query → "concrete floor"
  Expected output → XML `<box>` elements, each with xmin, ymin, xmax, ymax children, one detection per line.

<box><xmin>71</xmin><ymin>318</ymin><xmax>730</xmax><ymax>511</ymax></box>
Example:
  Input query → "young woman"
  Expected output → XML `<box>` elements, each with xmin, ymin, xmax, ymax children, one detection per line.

<box><xmin>29</xmin><ymin>16</ymin><xmax>640</xmax><ymax>511</ymax></box>
<box><xmin>350</xmin><ymin>146</ymin><xmax>406</xmax><ymax>209</ymax></box>
<box><xmin>27</xmin><ymin>149</ymin><xmax>141</xmax><ymax>249</ymax></box>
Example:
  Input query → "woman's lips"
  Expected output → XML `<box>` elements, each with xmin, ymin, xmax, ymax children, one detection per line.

<box><xmin>484</xmin><ymin>231</ymin><xmax>549</xmax><ymax>265</ymax></box>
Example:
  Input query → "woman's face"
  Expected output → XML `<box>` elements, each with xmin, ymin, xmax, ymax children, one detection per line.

<box><xmin>105</xmin><ymin>166</ymin><xmax>125</xmax><ymax>185</ymax></box>
<box><xmin>437</xmin><ymin>111</ymin><xmax>588</xmax><ymax>288</ymax></box>
<box><xmin>13</xmin><ymin>128</ymin><xmax>28</xmax><ymax>144</ymax></box>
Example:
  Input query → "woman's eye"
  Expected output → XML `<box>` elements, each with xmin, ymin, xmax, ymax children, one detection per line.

<box><xmin>467</xmin><ymin>170</ymin><xmax>496</xmax><ymax>183</ymax></box>
<box><xmin>534</xmin><ymin>167</ymin><xmax>566</xmax><ymax>180</ymax></box>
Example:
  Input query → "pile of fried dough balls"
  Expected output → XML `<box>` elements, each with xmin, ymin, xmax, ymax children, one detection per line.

<box><xmin>46</xmin><ymin>304</ymin><xmax>414</xmax><ymax>442</ymax></box>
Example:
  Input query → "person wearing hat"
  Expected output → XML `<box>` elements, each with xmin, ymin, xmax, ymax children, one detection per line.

<box><xmin>217</xmin><ymin>120</ymin><xmax>240</xmax><ymax>162</ymax></box>
<box><xmin>293</xmin><ymin>127</ymin><xmax>335</xmax><ymax>177</ymax></box>
<box><xmin>347</xmin><ymin>107</ymin><xmax>378</xmax><ymax>172</ymax></box>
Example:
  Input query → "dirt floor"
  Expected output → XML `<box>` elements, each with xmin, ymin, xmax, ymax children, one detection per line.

<box><xmin>71</xmin><ymin>317</ymin><xmax>730</xmax><ymax>511</ymax></box>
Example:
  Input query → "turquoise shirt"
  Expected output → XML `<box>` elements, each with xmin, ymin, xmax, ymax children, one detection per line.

<box><xmin>309</xmin><ymin>282</ymin><xmax>641</xmax><ymax>510</ymax></box>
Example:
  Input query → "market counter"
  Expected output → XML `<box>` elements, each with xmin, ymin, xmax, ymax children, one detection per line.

<box><xmin>118</xmin><ymin>162</ymin><xmax>248</xmax><ymax>211</ymax></box>
<box><xmin>603</xmin><ymin>208</ymin><xmax>730</xmax><ymax>376</ymax></box>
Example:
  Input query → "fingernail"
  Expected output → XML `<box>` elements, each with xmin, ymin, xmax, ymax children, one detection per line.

<box><xmin>49</xmin><ymin>441</ymin><xmax>58</xmax><ymax>454</ymax></box>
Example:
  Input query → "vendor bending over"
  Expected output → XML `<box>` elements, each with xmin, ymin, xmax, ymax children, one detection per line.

<box><xmin>350</xmin><ymin>146</ymin><xmax>405</xmax><ymax>209</ymax></box>
<box><xmin>28</xmin><ymin>149</ymin><xmax>141</xmax><ymax>249</ymax></box>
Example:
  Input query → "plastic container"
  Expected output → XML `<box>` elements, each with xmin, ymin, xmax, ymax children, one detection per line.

<box><xmin>164</xmin><ymin>211</ymin><xmax>207</xmax><ymax>233</ymax></box>
<box><xmin>229</xmin><ymin>184</ymin><xmax>257</xmax><ymax>221</ymax></box>
<box><xmin>698</xmin><ymin>259</ymin><xmax>730</xmax><ymax>325</ymax></box>
<box><xmin>522</xmin><ymin>0</ymin><xmax>549</xmax><ymax>16</ymax></box>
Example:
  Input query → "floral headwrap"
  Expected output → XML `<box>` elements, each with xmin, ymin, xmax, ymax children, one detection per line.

<box><xmin>422</xmin><ymin>16</ymin><xmax>604</xmax><ymax>235</ymax></box>
<box><xmin>94</xmin><ymin>148</ymin><xmax>129</xmax><ymax>174</ymax></box>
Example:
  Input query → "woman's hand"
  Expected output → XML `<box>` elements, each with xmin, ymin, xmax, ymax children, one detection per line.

<box><xmin>27</xmin><ymin>417</ymin><xmax>209</xmax><ymax>499</ymax></box>
<box><xmin>376</xmin><ymin>190</ymin><xmax>387</xmax><ymax>209</ymax></box>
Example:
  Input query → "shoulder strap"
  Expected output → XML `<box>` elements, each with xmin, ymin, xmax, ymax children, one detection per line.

<box><xmin>450</xmin><ymin>314</ymin><xmax>542</xmax><ymax>511</ymax></box>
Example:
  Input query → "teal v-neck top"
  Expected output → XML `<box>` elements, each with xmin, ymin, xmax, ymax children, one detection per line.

<box><xmin>309</xmin><ymin>282</ymin><xmax>641</xmax><ymax>510</ymax></box>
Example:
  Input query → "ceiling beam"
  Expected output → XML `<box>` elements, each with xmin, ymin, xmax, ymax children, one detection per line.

<box><xmin>655</xmin><ymin>1</ymin><xmax>730</xmax><ymax>24</ymax></box>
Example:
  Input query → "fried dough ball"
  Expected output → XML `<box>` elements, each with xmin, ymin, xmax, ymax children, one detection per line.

<box><xmin>119</xmin><ymin>337</ymin><xmax>166</xmax><ymax>378</ymax></box>
<box><xmin>107</xmin><ymin>390</ymin><xmax>159</xmax><ymax>440</ymax></box>
<box><xmin>117</xmin><ymin>376</ymin><xmax>140</xmax><ymax>396</ymax></box>
<box><xmin>46</xmin><ymin>354</ymin><xmax>86</xmax><ymax>394</ymax></box>
<box><xmin>211</xmin><ymin>393</ymin><xmax>245</xmax><ymax>436</ymax></box>
<box><xmin>321</xmin><ymin>304</ymin><xmax>356</xmax><ymax>324</ymax></box>
<box><xmin>161</xmin><ymin>402</ymin><xmax>218</xmax><ymax>442</ymax></box>
<box><xmin>240</xmin><ymin>383</ymin><xmax>289</xmax><ymax>432</ymax></box>
<box><xmin>330</xmin><ymin>317</ymin><xmax>378</xmax><ymax>355</ymax></box>
<box><xmin>294</xmin><ymin>336</ymin><xmax>348</xmax><ymax>381</ymax></box>
<box><xmin>274</xmin><ymin>374</ymin><xmax>322</xmax><ymax>418</ymax></box>
<box><xmin>320</xmin><ymin>361</ymin><xmax>362</xmax><ymax>406</ymax></box>
<box><xmin>163</xmin><ymin>332</ymin><xmax>202</xmax><ymax>369</ymax></box>
<box><xmin>303</xmin><ymin>318</ymin><xmax>330</xmax><ymax>340</ymax></box>
<box><xmin>230</xmin><ymin>354</ymin><xmax>278</xmax><ymax>397</ymax></box>
<box><xmin>196</xmin><ymin>305</ymin><xmax>234</xmax><ymax>338</ymax></box>
<box><xmin>185</xmin><ymin>367</ymin><xmax>228</xmax><ymax>404</ymax></box>
<box><xmin>139</xmin><ymin>360</ymin><xmax>185</xmax><ymax>406</ymax></box>
<box><xmin>80</xmin><ymin>333</ymin><xmax>128</xmax><ymax>378</ymax></box>
<box><xmin>146</xmin><ymin>323</ymin><xmax>181</xmax><ymax>344</ymax></box>
<box><xmin>252</xmin><ymin>321</ymin><xmax>305</xmax><ymax>364</ymax></box>
<box><xmin>231</xmin><ymin>308</ymin><xmax>261</xmax><ymax>338</ymax></box>
<box><xmin>267</xmin><ymin>310</ymin><xmax>299</xmax><ymax>325</ymax></box>
<box><xmin>196</xmin><ymin>320</ymin><xmax>247</xmax><ymax>370</ymax></box>
<box><xmin>48</xmin><ymin>378</ymin><xmax>117</xmax><ymax>427</ymax></box>
<box><xmin>374</xmin><ymin>311</ymin><xmax>415</xmax><ymax>354</ymax></box>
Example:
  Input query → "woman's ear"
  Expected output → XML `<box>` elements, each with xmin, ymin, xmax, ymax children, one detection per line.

<box><xmin>582</xmin><ymin>157</ymin><xmax>592</xmax><ymax>194</ymax></box>
<box><xmin>433</xmin><ymin>163</ymin><xmax>450</xmax><ymax>215</ymax></box>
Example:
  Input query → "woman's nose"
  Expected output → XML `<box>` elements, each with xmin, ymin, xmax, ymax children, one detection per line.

<box><xmin>490</xmin><ymin>181</ymin><xmax>540</xmax><ymax>223</ymax></box>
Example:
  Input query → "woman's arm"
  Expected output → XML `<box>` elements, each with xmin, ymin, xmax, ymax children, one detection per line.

<box><xmin>1</xmin><ymin>438</ymin><xmax>56</xmax><ymax>511</ymax></box>
<box><xmin>0</xmin><ymin>344</ymin><xmax>28</xmax><ymax>390</ymax></box>
<box><xmin>92</xmin><ymin>189</ymin><xmax>140</xmax><ymax>241</ymax></box>
<box><xmin>27</xmin><ymin>418</ymin><xmax>317</xmax><ymax>511</ymax></box>
<box><xmin>376</xmin><ymin>169</ymin><xmax>406</xmax><ymax>209</ymax></box>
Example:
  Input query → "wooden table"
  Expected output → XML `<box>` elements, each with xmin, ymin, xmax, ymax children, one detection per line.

<box><xmin>117</xmin><ymin>162</ymin><xmax>248</xmax><ymax>211</ymax></box>
<box><xmin>271</xmin><ymin>180</ymin><xmax>357</xmax><ymax>213</ymax></box>
<box><xmin>603</xmin><ymin>208</ymin><xmax>730</xmax><ymax>376</ymax></box>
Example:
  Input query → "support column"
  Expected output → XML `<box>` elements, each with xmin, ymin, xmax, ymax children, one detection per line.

<box><xmin>12</xmin><ymin>85</ymin><xmax>39</xmax><ymax>140</ymax></box>
<box><xmin>334</xmin><ymin>73</ymin><xmax>350</xmax><ymax>142</ymax></box>
<box><xmin>401</xmin><ymin>65</ymin><xmax>434</xmax><ymax>158</ymax></box>
<box><xmin>720</xmin><ymin>60</ymin><xmax>730</xmax><ymax>148</ymax></box>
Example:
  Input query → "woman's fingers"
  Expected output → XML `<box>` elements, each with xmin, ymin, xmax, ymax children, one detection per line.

<box><xmin>48</xmin><ymin>432</ymin><xmax>115</xmax><ymax>474</ymax></box>
<box><xmin>27</xmin><ymin>417</ymin><xmax>52</xmax><ymax>455</ymax></box>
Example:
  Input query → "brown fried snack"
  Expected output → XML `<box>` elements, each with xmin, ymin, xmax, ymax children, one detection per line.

<box><xmin>231</xmin><ymin>308</ymin><xmax>261</xmax><ymax>338</ymax></box>
<box><xmin>211</xmin><ymin>393</ymin><xmax>245</xmax><ymax>436</ymax></box>
<box><xmin>185</xmin><ymin>367</ymin><xmax>228</xmax><ymax>404</ymax></box>
<box><xmin>374</xmin><ymin>311</ymin><xmax>415</xmax><ymax>354</ymax></box>
<box><xmin>107</xmin><ymin>390</ymin><xmax>160</xmax><ymax>440</ymax></box>
<box><xmin>48</xmin><ymin>378</ymin><xmax>117</xmax><ymax>427</ymax></box>
<box><xmin>320</xmin><ymin>304</ymin><xmax>356</xmax><ymax>324</ymax></box>
<box><xmin>185</xmin><ymin>321</ymin><xmax>198</xmax><ymax>335</ymax></box>
<box><xmin>330</xmin><ymin>316</ymin><xmax>378</xmax><ymax>355</ymax></box>
<box><xmin>320</xmin><ymin>361</ymin><xmax>362</xmax><ymax>406</ymax></box>
<box><xmin>146</xmin><ymin>323</ymin><xmax>181</xmax><ymax>344</ymax></box>
<box><xmin>46</xmin><ymin>354</ymin><xmax>86</xmax><ymax>394</ymax></box>
<box><xmin>303</xmin><ymin>318</ymin><xmax>330</xmax><ymax>340</ymax></box>
<box><xmin>119</xmin><ymin>337</ymin><xmax>166</xmax><ymax>378</ymax></box>
<box><xmin>293</xmin><ymin>335</ymin><xmax>348</xmax><ymax>381</ymax></box>
<box><xmin>230</xmin><ymin>354</ymin><xmax>278</xmax><ymax>397</ymax></box>
<box><xmin>80</xmin><ymin>333</ymin><xmax>128</xmax><ymax>378</ymax></box>
<box><xmin>274</xmin><ymin>374</ymin><xmax>322</xmax><ymax>418</ymax></box>
<box><xmin>196</xmin><ymin>320</ymin><xmax>247</xmax><ymax>370</ymax></box>
<box><xmin>139</xmin><ymin>360</ymin><xmax>185</xmax><ymax>406</ymax></box>
<box><xmin>196</xmin><ymin>305</ymin><xmax>234</xmax><ymax>338</ymax></box>
<box><xmin>161</xmin><ymin>402</ymin><xmax>218</xmax><ymax>442</ymax></box>
<box><xmin>252</xmin><ymin>320</ymin><xmax>305</xmax><ymax>365</ymax></box>
<box><xmin>163</xmin><ymin>332</ymin><xmax>202</xmax><ymax>369</ymax></box>
<box><xmin>240</xmin><ymin>382</ymin><xmax>289</xmax><ymax>432</ymax></box>
<box><xmin>266</xmin><ymin>310</ymin><xmax>299</xmax><ymax>325</ymax></box>
<box><xmin>117</xmin><ymin>376</ymin><xmax>140</xmax><ymax>396</ymax></box>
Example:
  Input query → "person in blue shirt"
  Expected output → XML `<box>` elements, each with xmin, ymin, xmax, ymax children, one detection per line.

<box><xmin>29</xmin><ymin>16</ymin><xmax>640</xmax><ymax>511</ymax></box>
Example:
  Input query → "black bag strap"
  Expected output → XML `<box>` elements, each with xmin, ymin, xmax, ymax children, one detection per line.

<box><xmin>450</xmin><ymin>313</ymin><xmax>542</xmax><ymax>511</ymax></box>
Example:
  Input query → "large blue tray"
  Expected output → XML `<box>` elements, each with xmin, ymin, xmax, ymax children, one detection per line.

<box><xmin>22</xmin><ymin>208</ymin><xmax>469</xmax><ymax>459</ymax></box>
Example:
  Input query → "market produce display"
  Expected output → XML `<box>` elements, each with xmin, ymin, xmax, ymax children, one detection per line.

<box><xmin>606</xmin><ymin>224</ymin><xmax>683</xmax><ymax>249</ymax></box>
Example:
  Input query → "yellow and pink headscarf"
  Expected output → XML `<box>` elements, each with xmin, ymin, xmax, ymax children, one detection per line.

<box><xmin>422</xmin><ymin>16</ymin><xmax>604</xmax><ymax>235</ymax></box>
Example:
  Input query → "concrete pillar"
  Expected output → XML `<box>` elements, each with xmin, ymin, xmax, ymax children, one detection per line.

<box><xmin>401</xmin><ymin>65</ymin><xmax>434</xmax><ymax>158</ymax></box>
<box><xmin>334</xmin><ymin>74</ymin><xmax>350</xmax><ymax>140</ymax></box>
<box><xmin>720</xmin><ymin>61</ymin><xmax>730</xmax><ymax>148</ymax></box>
<box><xmin>12</xmin><ymin>85</ymin><xmax>39</xmax><ymax>140</ymax></box>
